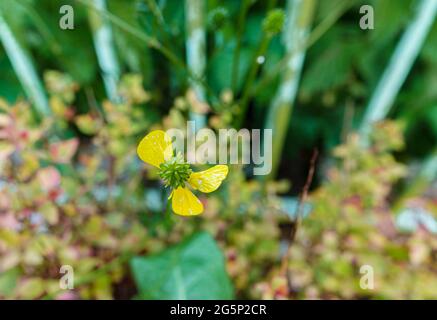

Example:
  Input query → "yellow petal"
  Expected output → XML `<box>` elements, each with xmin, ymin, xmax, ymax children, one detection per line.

<box><xmin>188</xmin><ymin>165</ymin><xmax>228</xmax><ymax>193</ymax></box>
<box><xmin>137</xmin><ymin>130</ymin><xmax>173</xmax><ymax>168</ymax></box>
<box><xmin>172</xmin><ymin>187</ymin><xmax>204</xmax><ymax>216</ymax></box>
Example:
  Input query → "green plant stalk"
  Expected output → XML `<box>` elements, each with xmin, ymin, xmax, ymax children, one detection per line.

<box><xmin>76</xmin><ymin>0</ymin><xmax>180</xmax><ymax>71</ymax></box>
<box><xmin>235</xmin><ymin>0</ymin><xmax>278</xmax><ymax>128</ymax></box>
<box><xmin>185</xmin><ymin>0</ymin><xmax>207</xmax><ymax>130</ymax></box>
<box><xmin>231</xmin><ymin>0</ymin><xmax>252</xmax><ymax>91</ymax></box>
<box><xmin>357</xmin><ymin>0</ymin><xmax>437</xmax><ymax>209</ymax></box>
<box><xmin>0</xmin><ymin>12</ymin><xmax>50</xmax><ymax>116</ymax></box>
<box><xmin>235</xmin><ymin>35</ymin><xmax>271</xmax><ymax>127</ymax></box>
<box><xmin>76</xmin><ymin>0</ymin><xmax>219</xmax><ymax>105</ymax></box>
<box><xmin>146</xmin><ymin>0</ymin><xmax>174</xmax><ymax>53</ymax></box>
<box><xmin>262</xmin><ymin>0</ymin><xmax>317</xmax><ymax>180</ymax></box>
<box><xmin>146</xmin><ymin>0</ymin><xmax>165</xmax><ymax>27</ymax></box>
<box><xmin>16</xmin><ymin>1</ymin><xmax>62</xmax><ymax>55</ymax></box>
<box><xmin>88</xmin><ymin>0</ymin><xmax>121</xmax><ymax>103</ymax></box>
<box><xmin>359</xmin><ymin>0</ymin><xmax>437</xmax><ymax>139</ymax></box>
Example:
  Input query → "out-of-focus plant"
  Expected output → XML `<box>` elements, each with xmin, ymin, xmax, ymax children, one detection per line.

<box><xmin>0</xmin><ymin>72</ymin><xmax>286</xmax><ymax>299</ymax></box>
<box><xmin>0</xmin><ymin>3</ymin><xmax>49</xmax><ymax>116</ymax></box>
<box><xmin>255</xmin><ymin>121</ymin><xmax>437</xmax><ymax>299</ymax></box>
<box><xmin>0</xmin><ymin>0</ymin><xmax>436</xmax><ymax>301</ymax></box>
<box><xmin>0</xmin><ymin>72</ymin><xmax>152</xmax><ymax>299</ymax></box>
<box><xmin>87</xmin><ymin>0</ymin><xmax>121</xmax><ymax>103</ymax></box>
<box><xmin>263</xmin><ymin>0</ymin><xmax>317</xmax><ymax>179</ymax></box>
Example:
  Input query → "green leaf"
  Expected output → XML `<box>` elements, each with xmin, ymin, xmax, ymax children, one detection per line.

<box><xmin>130</xmin><ymin>232</ymin><xmax>234</xmax><ymax>300</ymax></box>
<box><xmin>422</xmin><ymin>22</ymin><xmax>437</xmax><ymax>64</ymax></box>
<box><xmin>426</xmin><ymin>104</ymin><xmax>437</xmax><ymax>138</ymax></box>
<box><xmin>370</xmin><ymin>0</ymin><xmax>413</xmax><ymax>43</ymax></box>
<box><xmin>208</xmin><ymin>41</ymin><xmax>253</xmax><ymax>93</ymax></box>
<box><xmin>18</xmin><ymin>278</ymin><xmax>45</xmax><ymax>299</ymax></box>
<box><xmin>0</xmin><ymin>268</ymin><xmax>19</xmax><ymax>297</ymax></box>
<box><xmin>302</xmin><ymin>39</ymin><xmax>357</xmax><ymax>94</ymax></box>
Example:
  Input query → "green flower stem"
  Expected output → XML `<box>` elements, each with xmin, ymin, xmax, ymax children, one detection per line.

<box><xmin>185</xmin><ymin>0</ymin><xmax>207</xmax><ymax>130</ymax></box>
<box><xmin>235</xmin><ymin>35</ymin><xmax>271</xmax><ymax>128</ymax></box>
<box><xmin>262</xmin><ymin>0</ymin><xmax>317</xmax><ymax>180</ymax></box>
<box><xmin>231</xmin><ymin>0</ymin><xmax>252</xmax><ymax>91</ymax></box>
<box><xmin>88</xmin><ymin>0</ymin><xmax>121</xmax><ymax>103</ymax></box>
<box><xmin>359</xmin><ymin>0</ymin><xmax>437</xmax><ymax>140</ymax></box>
<box><xmin>145</xmin><ymin>0</ymin><xmax>165</xmax><ymax>27</ymax></box>
<box><xmin>145</xmin><ymin>0</ymin><xmax>176</xmax><ymax>65</ymax></box>
<box><xmin>0</xmin><ymin>11</ymin><xmax>50</xmax><ymax>117</ymax></box>
<box><xmin>234</xmin><ymin>0</ymin><xmax>278</xmax><ymax>128</ymax></box>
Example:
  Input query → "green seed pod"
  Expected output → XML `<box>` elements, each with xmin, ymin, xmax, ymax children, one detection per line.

<box><xmin>262</xmin><ymin>9</ymin><xmax>285</xmax><ymax>36</ymax></box>
<box><xmin>158</xmin><ymin>153</ymin><xmax>192</xmax><ymax>189</ymax></box>
<box><xmin>208</xmin><ymin>7</ymin><xmax>229</xmax><ymax>30</ymax></box>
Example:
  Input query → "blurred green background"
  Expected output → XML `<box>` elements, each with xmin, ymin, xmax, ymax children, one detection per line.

<box><xmin>0</xmin><ymin>0</ymin><xmax>436</xmax><ymax>299</ymax></box>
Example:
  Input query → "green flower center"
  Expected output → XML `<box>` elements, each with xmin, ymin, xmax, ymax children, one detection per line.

<box><xmin>158</xmin><ymin>153</ymin><xmax>192</xmax><ymax>189</ymax></box>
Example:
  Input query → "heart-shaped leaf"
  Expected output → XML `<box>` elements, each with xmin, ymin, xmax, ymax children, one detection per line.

<box><xmin>130</xmin><ymin>232</ymin><xmax>234</xmax><ymax>300</ymax></box>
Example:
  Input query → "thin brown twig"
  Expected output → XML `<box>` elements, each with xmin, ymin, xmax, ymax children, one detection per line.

<box><xmin>280</xmin><ymin>148</ymin><xmax>318</xmax><ymax>295</ymax></box>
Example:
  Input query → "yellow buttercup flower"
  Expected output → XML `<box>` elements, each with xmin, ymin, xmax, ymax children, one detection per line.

<box><xmin>137</xmin><ymin>130</ymin><xmax>228</xmax><ymax>216</ymax></box>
